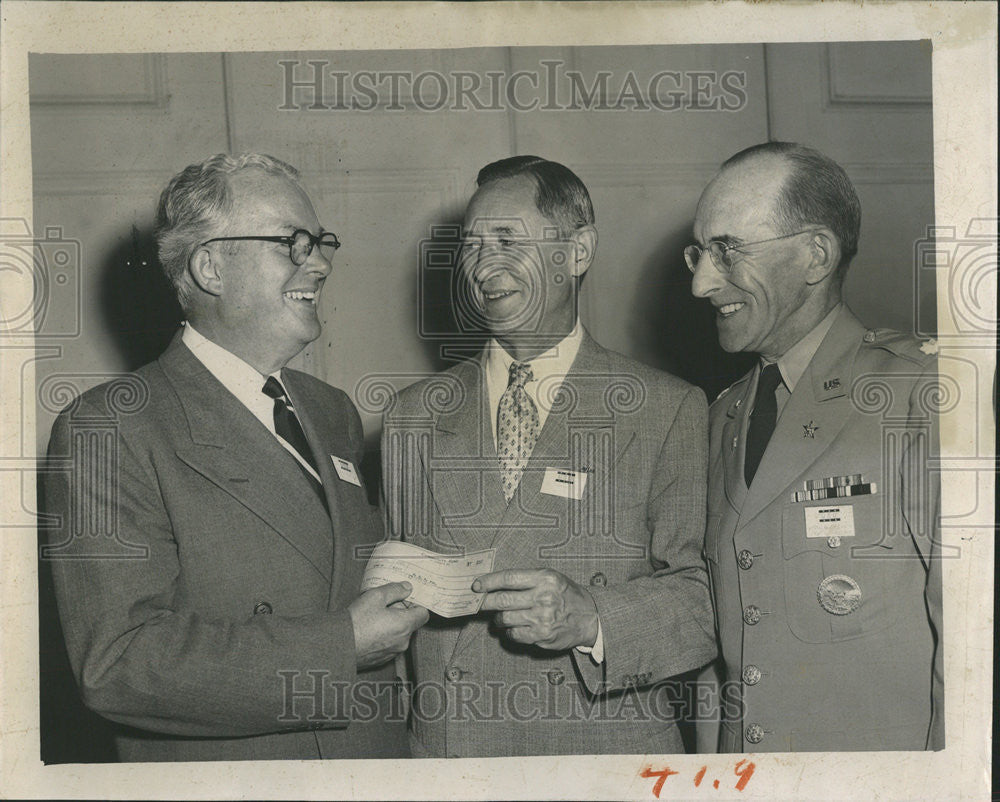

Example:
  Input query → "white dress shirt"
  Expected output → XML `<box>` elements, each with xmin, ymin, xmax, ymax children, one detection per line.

<box><xmin>482</xmin><ymin>321</ymin><xmax>605</xmax><ymax>662</ymax></box>
<box><xmin>181</xmin><ymin>322</ymin><xmax>322</xmax><ymax>482</ymax></box>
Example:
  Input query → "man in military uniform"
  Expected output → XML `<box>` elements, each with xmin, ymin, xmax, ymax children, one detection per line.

<box><xmin>688</xmin><ymin>142</ymin><xmax>943</xmax><ymax>752</ymax></box>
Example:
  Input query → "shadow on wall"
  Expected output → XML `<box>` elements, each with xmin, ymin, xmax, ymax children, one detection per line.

<box><xmin>99</xmin><ymin>225</ymin><xmax>184</xmax><ymax>371</ymax></box>
<box><xmin>629</xmin><ymin>225</ymin><xmax>756</xmax><ymax>401</ymax></box>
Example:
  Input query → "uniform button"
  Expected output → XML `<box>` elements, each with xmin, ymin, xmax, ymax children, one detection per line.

<box><xmin>863</xmin><ymin>330</ymin><xmax>876</xmax><ymax>343</ymax></box>
<box><xmin>253</xmin><ymin>601</ymin><xmax>273</xmax><ymax>615</ymax></box>
<box><xmin>589</xmin><ymin>572</ymin><xmax>607</xmax><ymax>587</ymax></box>
<box><xmin>827</xmin><ymin>535</ymin><xmax>841</xmax><ymax>548</ymax></box>
<box><xmin>737</xmin><ymin>550</ymin><xmax>754</xmax><ymax>570</ymax></box>
<box><xmin>743</xmin><ymin>605</ymin><xmax>761</xmax><ymax>625</ymax></box>
<box><xmin>547</xmin><ymin>669</ymin><xmax>565</xmax><ymax>685</ymax></box>
<box><xmin>444</xmin><ymin>667</ymin><xmax>462</xmax><ymax>682</ymax></box>
<box><xmin>742</xmin><ymin>665</ymin><xmax>762</xmax><ymax>685</ymax></box>
<box><xmin>745</xmin><ymin>723</ymin><xmax>764</xmax><ymax>744</ymax></box>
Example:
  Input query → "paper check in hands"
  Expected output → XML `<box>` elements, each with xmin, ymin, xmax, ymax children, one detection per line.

<box><xmin>348</xmin><ymin>582</ymin><xmax>429</xmax><ymax>670</ymax></box>
<box><xmin>473</xmin><ymin>569</ymin><xmax>599</xmax><ymax>651</ymax></box>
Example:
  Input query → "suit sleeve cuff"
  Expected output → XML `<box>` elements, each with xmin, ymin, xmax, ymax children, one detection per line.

<box><xmin>574</xmin><ymin>617</ymin><xmax>604</xmax><ymax>664</ymax></box>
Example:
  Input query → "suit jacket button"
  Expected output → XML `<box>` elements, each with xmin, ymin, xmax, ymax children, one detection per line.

<box><xmin>743</xmin><ymin>605</ymin><xmax>761</xmax><ymax>625</ymax></box>
<box><xmin>589</xmin><ymin>572</ymin><xmax>607</xmax><ymax>587</ymax></box>
<box><xmin>745</xmin><ymin>723</ymin><xmax>764</xmax><ymax>744</ymax></box>
<box><xmin>737</xmin><ymin>550</ymin><xmax>754</xmax><ymax>570</ymax></box>
<box><xmin>253</xmin><ymin>601</ymin><xmax>273</xmax><ymax>615</ymax></box>
<box><xmin>445</xmin><ymin>667</ymin><xmax>462</xmax><ymax>682</ymax></box>
<box><xmin>547</xmin><ymin>669</ymin><xmax>565</xmax><ymax>685</ymax></box>
<box><xmin>742</xmin><ymin>664</ymin><xmax>762</xmax><ymax>685</ymax></box>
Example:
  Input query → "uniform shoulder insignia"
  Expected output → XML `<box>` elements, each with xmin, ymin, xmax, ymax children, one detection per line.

<box><xmin>862</xmin><ymin>327</ymin><xmax>934</xmax><ymax>365</ymax></box>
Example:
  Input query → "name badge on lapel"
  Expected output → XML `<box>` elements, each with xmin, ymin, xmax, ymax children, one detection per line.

<box><xmin>330</xmin><ymin>455</ymin><xmax>361</xmax><ymax>486</ymax></box>
<box><xmin>541</xmin><ymin>468</ymin><xmax>588</xmax><ymax>500</ymax></box>
<box><xmin>804</xmin><ymin>505</ymin><xmax>855</xmax><ymax>540</ymax></box>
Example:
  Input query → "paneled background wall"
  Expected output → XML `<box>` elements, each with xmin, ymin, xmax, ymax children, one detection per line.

<box><xmin>30</xmin><ymin>42</ymin><xmax>932</xmax><ymax>764</ymax></box>
<box><xmin>29</xmin><ymin>43</ymin><xmax>934</xmax><ymax>454</ymax></box>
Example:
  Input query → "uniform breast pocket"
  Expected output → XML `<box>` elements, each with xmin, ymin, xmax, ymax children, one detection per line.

<box><xmin>781</xmin><ymin>496</ymin><xmax>898</xmax><ymax>643</ymax></box>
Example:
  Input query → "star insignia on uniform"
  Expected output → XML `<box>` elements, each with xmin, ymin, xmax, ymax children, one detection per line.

<box><xmin>920</xmin><ymin>338</ymin><xmax>939</xmax><ymax>355</ymax></box>
<box><xmin>803</xmin><ymin>420</ymin><xmax>820</xmax><ymax>438</ymax></box>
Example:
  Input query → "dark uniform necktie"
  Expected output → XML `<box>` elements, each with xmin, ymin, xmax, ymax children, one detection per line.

<box><xmin>262</xmin><ymin>376</ymin><xmax>328</xmax><ymax>510</ymax></box>
<box><xmin>744</xmin><ymin>362</ymin><xmax>783</xmax><ymax>487</ymax></box>
<box><xmin>497</xmin><ymin>362</ymin><xmax>540</xmax><ymax>502</ymax></box>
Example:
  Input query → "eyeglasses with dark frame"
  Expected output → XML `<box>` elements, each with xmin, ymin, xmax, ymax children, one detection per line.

<box><xmin>683</xmin><ymin>229</ymin><xmax>820</xmax><ymax>274</ymax></box>
<box><xmin>199</xmin><ymin>229</ymin><xmax>341</xmax><ymax>267</ymax></box>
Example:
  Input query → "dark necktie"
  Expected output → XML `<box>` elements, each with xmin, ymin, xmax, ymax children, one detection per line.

<box><xmin>262</xmin><ymin>376</ymin><xmax>327</xmax><ymax>509</ymax></box>
<box><xmin>744</xmin><ymin>362</ymin><xmax>783</xmax><ymax>487</ymax></box>
<box><xmin>497</xmin><ymin>362</ymin><xmax>540</xmax><ymax>502</ymax></box>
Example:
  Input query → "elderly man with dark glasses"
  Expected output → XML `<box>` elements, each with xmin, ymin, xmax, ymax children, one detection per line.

<box><xmin>43</xmin><ymin>152</ymin><xmax>428</xmax><ymax>762</ymax></box>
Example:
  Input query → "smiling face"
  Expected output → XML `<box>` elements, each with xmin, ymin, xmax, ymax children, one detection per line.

<box><xmin>197</xmin><ymin>168</ymin><xmax>333</xmax><ymax>374</ymax></box>
<box><xmin>690</xmin><ymin>156</ymin><xmax>822</xmax><ymax>362</ymax></box>
<box><xmin>460</xmin><ymin>176</ymin><xmax>581</xmax><ymax>350</ymax></box>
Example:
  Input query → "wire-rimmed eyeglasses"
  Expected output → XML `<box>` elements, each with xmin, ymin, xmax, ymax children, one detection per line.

<box><xmin>683</xmin><ymin>229</ymin><xmax>819</xmax><ymax>274</ymax></box>
<box><xmin>199</xmin><ymin>229</ymin><xmax>341</xmax><ymax>267</ymax></box>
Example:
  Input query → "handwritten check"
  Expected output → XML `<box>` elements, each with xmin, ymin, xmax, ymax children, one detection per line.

<box><xmin>361</xmin><ymin>541</ymin><xmax>495</xmax><ymax>618</ymax></box>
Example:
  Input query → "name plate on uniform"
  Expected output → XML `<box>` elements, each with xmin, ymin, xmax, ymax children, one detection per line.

<box><xmin>804</xmin><ymin>505</ymin><xmax>855</xmax><ymax>539</ymax></box>
<box><xmin>540</xmin><ymin>467</ymin><xmax>588</xmax><ymax>500</ymax></box>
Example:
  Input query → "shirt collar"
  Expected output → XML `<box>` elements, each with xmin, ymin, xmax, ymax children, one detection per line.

<box><xmin>485</xmin><ymin>321</ymin><xmax>584</xmax><ymax>390</ymax></box>
<box><xmin>181</xmin><ymin>322</ymin><xmax>279</xmax><ymax>404</ymax></box>
<box><xmin>768</xmin><ymin>302</ymin><xmax>843</xmax><ymax>393</ymax></box>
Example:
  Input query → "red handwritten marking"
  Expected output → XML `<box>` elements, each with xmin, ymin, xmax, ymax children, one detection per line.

<box><xmin>714</xmin><ymin>779</ymin><xmax>720</xmax><ymax>789</ymax></box>
<box><xmin>693</xmin><ymin>766</ymin><xmax>707</xmax><ymax>787</ymax></box>
<box><xmin>734</xmin><ymin>759</ymin><xmax>756</xmax><ymax>791</ymax></box>
<box><xmin>640</xmin><ymin>766</ymin><xmax>679</xmax><ymax>798</ymax></box>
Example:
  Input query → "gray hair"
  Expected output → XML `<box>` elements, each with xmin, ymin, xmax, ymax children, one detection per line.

<box><xmin>722</xmin><ymin>142</ymin><xmax>862</xmax><ymax>280</ymax></box>
<box><xmin>154</xmin><ymin>152</ymin><xmax>300</xmax><ymax>310</ymax></box>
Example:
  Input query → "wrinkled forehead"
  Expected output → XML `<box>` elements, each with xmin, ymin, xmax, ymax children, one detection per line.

<box><xmin>694</xmin><ymin>156</ymin><xmax>790</xmax><ymax>241</ymax></box>
<box><xmin>462</xmin><ymin>175</ymin><xmax>552</xmax><ymax>235</ymax></box>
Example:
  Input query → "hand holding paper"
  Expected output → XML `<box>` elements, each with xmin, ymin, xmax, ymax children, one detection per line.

<box><xmin>362</xmin><ymin>541</ymin><xmax>496</xmax><ymax>618</ymax></box>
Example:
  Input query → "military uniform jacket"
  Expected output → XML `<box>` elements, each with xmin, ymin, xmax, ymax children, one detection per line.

<box><xmin>705</xmin><ymin>306</ymin><xmax>943</xmax><ymax>752</ymax></box>
<box><xmin>43</xmin><ymin>334</ymin><xmax>408</xmax><ymax>761</ymax></box>
<box><xmin>381</xmin><ymin>330</ymin><xmax>717</xmax><ymax>757</ymax></box>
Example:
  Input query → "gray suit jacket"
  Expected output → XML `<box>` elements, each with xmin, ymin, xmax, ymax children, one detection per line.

<box><xmin>43</xmin><ymin>334</ymin><xmax>408</xmax><ymax>761</ymax></box>
<box><xmin>382</xmin><ymin>330</ymin><xmax>716</xmax><ymax>757</ymax></box>
<box><xmin>704</xmin><ymin>306</ymin><xmax>943</xmax><ymax>752</ymax></box>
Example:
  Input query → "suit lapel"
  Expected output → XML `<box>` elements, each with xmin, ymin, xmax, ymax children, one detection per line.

<box><xmin>282</xmin><ymin>368</ymin><xmax>359</xmax><ymax>598</ymax></box>
<box><xmin>426</xmin><ymin>358</ymin><xmax>507</xmax><ymax>552</ymax></box>
<box><xmin>720</xmin><ymin>373</ymin><xmax>753</xmax><ymax>515</ymax></box>
<box><xmin>738</xmin><ymin>309</ymin><xmax>866</xmax><ymax>528</ymax></box>
<box><xmin>161</xmin><ymin>337</ymin><xmax>334</xmax><ymax>581</ymax></box>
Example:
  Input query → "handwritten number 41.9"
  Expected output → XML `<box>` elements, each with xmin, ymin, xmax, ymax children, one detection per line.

<box><xmin>640</xmin><ymin>760</ymin><xmax>755</xmax><ymax>797</ymax></box>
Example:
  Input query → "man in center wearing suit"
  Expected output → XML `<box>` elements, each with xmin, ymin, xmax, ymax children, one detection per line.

<box><xmin>44</xmin><ymin>153</ymin><xmax>428</xmax><ymax>761</ymax></box>
<box><xmin>382</xmin><ymin>156</ymin><xmax>716</xmax><ymax>757</ymax></box>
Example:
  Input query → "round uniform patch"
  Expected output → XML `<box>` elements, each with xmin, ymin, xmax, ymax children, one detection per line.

<box><xmin>817</xmin><ymin>574</ymin><xmax>862</xmax><ymax>615</ymax></box>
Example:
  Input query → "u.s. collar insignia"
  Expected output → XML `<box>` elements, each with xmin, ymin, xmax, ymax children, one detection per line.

<box><xmin>823</xmin><ymin>377</ymin><xmax>841</xmax><ymax>392</ymax></box>
<box><xmin>803</xmin><ymin>420</ymin><xmax>820</xmax><ymax>438</ymax></box>
<box><xmin>920</xmin><ymin>338</ymin><xmax>939</xmax><ymax>355</ymax></box>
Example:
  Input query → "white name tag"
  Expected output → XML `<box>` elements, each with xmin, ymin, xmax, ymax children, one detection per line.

<box><xmin>540</xmin><ymin>468</ymin><xmax>588</xmax><ymax>500</ymax></box>
<box><xmin>330</xmin><ymin>455</ymin><xmax>361</xmax><ymax>486</ymax></box>
<box><xmin>805</xmin><ymin>505</ymin><xmax>855</xmax><ymax>539</ymax></box>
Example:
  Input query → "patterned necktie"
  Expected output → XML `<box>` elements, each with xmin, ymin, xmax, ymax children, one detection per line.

<box><xmin>497</xmin><ymin>362</ymin><xmax>540</xmax><ymax>502</ymax></box>
<box><xmin>744</xmin><ymin>362</ymin><xmax>783</xmax><ymax>487</ymax></box>
<box><xmin>262</xmin><ymin>376</ymin><xmax>328</xmax><ymax>509</ymax></box>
